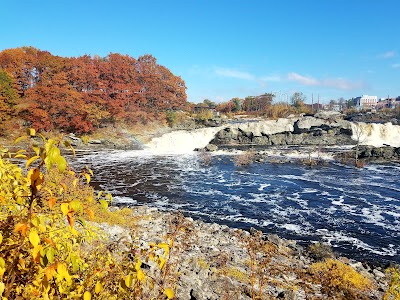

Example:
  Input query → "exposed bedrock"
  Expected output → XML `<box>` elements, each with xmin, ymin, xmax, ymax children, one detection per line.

<box><xmin>209</xmin><ymin>116</ymin><xmax>355</xmax><ymax>148</ymax></box>
<box><xmin>344</xmin><ymin>145</ymin><xmax>400</xmax><ymax>161</ymax></box>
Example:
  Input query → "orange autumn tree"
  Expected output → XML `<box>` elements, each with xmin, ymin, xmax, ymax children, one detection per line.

<box><xmin>0</xmin><ymin>47</ymin><xmax>187</xmax><ymax>134</ymax></box>
<box><xmin>22</xmin><ymin>72</ymin><xmax>94</xmax><ymax>133</ymax></box>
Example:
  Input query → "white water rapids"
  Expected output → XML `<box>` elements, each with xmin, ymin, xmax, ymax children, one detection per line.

<box><xmin>144</xmin><ymin>121</ymin><xmax>400</xmax><ymax>154</ymax></box>
<box><xmin>145</xmin><ymin>126</ymin><xmax>225</xmax><ymax>154</ymax></box>
<box><xmin>351</xmin><ymin>122</ymin><xmax>400</xmax><ymax>147</ymax></box>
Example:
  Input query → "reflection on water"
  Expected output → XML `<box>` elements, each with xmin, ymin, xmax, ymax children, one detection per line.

<box><xmin>72</xmin><ymin>150</ymin><xmax>400</xmax><ymax>264</ymax></box>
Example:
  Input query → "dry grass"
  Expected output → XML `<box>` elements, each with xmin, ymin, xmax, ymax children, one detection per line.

<box><xmin>233</xmin><ymin>149</ymin><xmax>256</xmax><ymax>166</ymax></box>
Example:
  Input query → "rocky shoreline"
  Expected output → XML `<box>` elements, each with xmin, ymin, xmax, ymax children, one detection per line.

<box><xmin>100</xmin><ymin>205</ymin><xmax>390</xmax><ymax>300</ymax></box>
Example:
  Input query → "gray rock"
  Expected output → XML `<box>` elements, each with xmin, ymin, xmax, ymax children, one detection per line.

<box><xmin>209</xmin><ymin>116</ymin><xmax>355</xmax><ymax>149</ymax></box>
<box><xmin>205</xmin><ymin>144</ymin><xmax>218</xmax><ymax>152</ymax></box>
<box><xmin>314</xmin><ymin>110</ymin><xmax>343</xmax><ymax>120</ymax></box>
<box><xmin>373</xmin><ymin>268</ymin><xmax>385</xmax><ymax>279</ymax></box>
<box><xmin>88</xmin><ymin>139</ymin><xmax>102</xmax><ymax>144</ymax></box>
<box><xmin>66</xmin><ymin>134</ymin><xmax>82</xmax><ymax>146</ymax></box>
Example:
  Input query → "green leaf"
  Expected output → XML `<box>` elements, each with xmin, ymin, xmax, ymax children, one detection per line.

<box><xmin>46</xmin><ymin>247</ymin><xmax>56</xmax><ymax>264</ymax></box>
<box><xmin>99</xmin><ymin>200</ymin><xmax>108</xmax><ymax>211</ymax></box>
<box><xmin>56</xmin><ymin>156</ymin><xmax>67</xmax><ymax>172</ymax></box>
<box><xmin>44</xmin><ymin>156</ymin><xmax>53</xmax><ymax>171</ymax></box>
<box><xmin>48</xmin><ymin>146</ymin><xmax>61</xmax><ymax>161</ymax></box>
<box><xmin>69</xmin><ymin>200</ymin><xmax>82</xmax><ymax>213</ymax></box>
<box><xmin>45</xmin><ymin>138</ymin><xmax>56</xmax><ymax>154</ymax></box>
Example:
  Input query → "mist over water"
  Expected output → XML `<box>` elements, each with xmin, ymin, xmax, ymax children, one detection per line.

<box><xmin>73</xmin><ymin>149</ymin><xmax>400</xmax><ymax>264</ymax></box>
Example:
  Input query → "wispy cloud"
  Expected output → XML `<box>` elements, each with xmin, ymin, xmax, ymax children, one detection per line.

<box><xmin>215</xmin><ymin>67</ymin><xmax>282</xmax><ymax>85</ymax></box>
<box><xmin>215</xmin><ymin>68</ymin><xmax>255</xmax><ymax>80</ymax></box>
<box><xmin>287</xmin><ymin>72</ymin><xmax>364</xmax><ymax>90</ymax></box>
<box><xmin>392</xmin><ymin>63</ymin><xmax>400</xmax><ymax>69</ymax></box>
<box><xmin>287</xmin><ymin>72</ymin><xmax>318</xmax><ymax>86</ymax></box>
<box><xmin>378</xmin><ymin>50</ymin><xmax>396</xmax><ymax>59</ymax></box>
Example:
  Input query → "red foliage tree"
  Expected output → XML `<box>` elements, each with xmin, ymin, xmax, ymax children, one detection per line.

<box><xmin>0</xmin><ymin>47</ymin><xmax>188</xmax><ymax>133</ymax></box>
<box><xmin>22</xmin><ymin>72</ymin><xmax>93</xmax><ymax>133</ymax></box>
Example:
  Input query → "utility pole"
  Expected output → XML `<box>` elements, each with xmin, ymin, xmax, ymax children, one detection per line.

<box><xmin>318</xmin><ymin>94</ymin><xmax>320</xmax><ymax>111</ymax></box>
<box><xmin>311</xmin><ymin>93</ymin><xmax>314</xmax><ymax>113</ymax></box>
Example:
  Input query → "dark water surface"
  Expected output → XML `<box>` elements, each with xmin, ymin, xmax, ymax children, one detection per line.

<box><xmin>73</xmin><ymin>150</ymin><xmax>400</xmax><ymax>264</ymax></box>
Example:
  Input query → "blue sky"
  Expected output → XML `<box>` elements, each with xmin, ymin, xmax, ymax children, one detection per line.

<box><xmin>1</xmin><ymin>0</ymin><xmax>399</xmax><ymax>104</ymax></box>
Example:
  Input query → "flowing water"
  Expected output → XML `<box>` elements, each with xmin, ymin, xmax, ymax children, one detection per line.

<box><xmin>72</xmin><ymin>123</ymin><xmax>400</xmax><ymax>264</ymax></box>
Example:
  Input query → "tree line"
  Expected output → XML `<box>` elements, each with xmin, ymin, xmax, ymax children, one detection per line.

<box><xmin>0</xmin><ymin>47</ymin><xmax>187</xmax><ymax>133</ymax></box>
<box><xmin>213</xmin><ymin>92</ymin><xmax>360</xmax><ymax>117</ymax></box>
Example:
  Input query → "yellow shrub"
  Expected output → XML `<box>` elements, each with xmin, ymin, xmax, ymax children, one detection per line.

<box><xmin>384</xmin><ymin>266</ymin><xmax>400</xmax><ymax>300</ymax></box>
<box><xmin>0</xmin><ymin>132</ymin><xmax>176</xmax><ymax>299</ymax></box>
<box><xmin>309</xmin><ymin>258</ymin><xmax>372</xmax><ymax>299</ymax></box>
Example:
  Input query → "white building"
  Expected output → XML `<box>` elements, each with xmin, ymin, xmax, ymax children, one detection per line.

<box><xmin>353</xmin><ymin>95</ymin><xmax>378</xmax><ymax>110</ymax></box>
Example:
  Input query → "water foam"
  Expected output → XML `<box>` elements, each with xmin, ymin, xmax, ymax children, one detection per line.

<box><xmin>351</xmin><ymin>122</ymin><xmax>400</xmax><ymax>147</ymax></box>
<box><xmin>145</xmin><ymin>126</ymin><xmax>225</xmax><ymax>154</ymax></box>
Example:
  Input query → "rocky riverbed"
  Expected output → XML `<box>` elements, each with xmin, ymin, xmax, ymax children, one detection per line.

<box><xmin>207</xmin><ymin>112</ymin><xmax>355</xmax><ymax>149</ymax></box>
<box><xmin>98</xmin><ymin>205</ymin><xmax>390</xmax><ymax>300</ymax></box>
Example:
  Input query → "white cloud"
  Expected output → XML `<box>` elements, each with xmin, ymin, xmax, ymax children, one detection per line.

<box><xmin>288</xmin><ymin>72</ymin><xmax>363</xmax><ymax>90</ymax></box>
<box><xmin>215</xmin><ymin>68</ymin><xmax>255</xmax><ymax>80</ymax></box>
<box><xmin>214</xmin><ymin>67</ymin><xmax>282</xmax><ymax>87</ymax></box>
<box><xmin>392</xmin><ymin>63</ymin><xmax>400</xmax><ymax>69</ymax></box>
<box><xmin>321</xmin><ymin>78</ymin><xmax>364</xmax><ymax>90</ymax></box>
<box><xmin>378</xmin><ymin>51</ymin><xmax>396</xmax><ymax>59</ymax></box>
<box><xmin>287</xmin><ymin>72</ymin><xmax>319</xmax><ymax>86</ymax></box>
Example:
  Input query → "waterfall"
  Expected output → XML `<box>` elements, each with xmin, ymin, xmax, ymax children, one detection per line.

<box><xmin>351</xmin><ymin>122</ymin><xmax>400</xmax><ymax>147</ymax></box>
<box><xmin>145</xmin><ymin>126</ymin><xmax>225</xmax><ymax>154</ymax></box>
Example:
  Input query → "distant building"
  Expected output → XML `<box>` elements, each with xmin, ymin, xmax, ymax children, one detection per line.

<box><xmin>353</xmin><ymin>95</ymin><xmax>378</xmax><ymax>110</ymax></box>
<box><xmin>376</xmin><ymin>98</ymin><xmax>396</xmax><ymax>110</ymax></box>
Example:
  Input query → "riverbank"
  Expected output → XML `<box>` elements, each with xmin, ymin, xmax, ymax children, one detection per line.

<box><xmin>99</xmin><ymin>205</ymin><xmax>391</xmax><ymax>299</ymax></box>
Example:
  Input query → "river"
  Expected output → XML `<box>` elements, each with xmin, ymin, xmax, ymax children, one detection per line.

<box><xmin>72</xmin><ymin>125</ymin><xmax>400</xmax><ymax>265</ymax></box>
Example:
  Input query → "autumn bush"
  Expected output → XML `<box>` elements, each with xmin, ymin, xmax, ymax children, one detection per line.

<box><xmin>384</xmin><ymin>266</ymin><xmax>400</xmax><ymax>300</ymax></box>
<box><xmin>233</xmin><ymin>149</ymin><xmax>256</xmax><ymax>166</ymax></box>
<box><xmin>264</xmin><ymin>102</ymin><xmax>297</xmax><ymax>119</ymax></box>
<box><xmin>307</xmin><ymin>242</ymin><xmax>335</xmax><ymax>262</ymax></box>
<box><xmin>0</xmin><ymin>130</ymin><xmax>178</xmax><ymax>299</ymax></box>
<box><xmin>309</xmin><ymin>258</ymin><xmax>373</xmax><ymax>299</ymax></box>
<box><xmin>193</xmin><ymin>110</ymin><xmax>214</xmax><ymax>121</ymax></box>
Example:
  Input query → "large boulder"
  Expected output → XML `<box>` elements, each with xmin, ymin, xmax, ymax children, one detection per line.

<box><xmin>236</xmin><ymin>118</ymin><xmax>296</xmax><ymax>136</ymax></box>
<box><xmin>208</xmin><ymin>116</ymin><xmax>356</xmax><ymax>148</ymax></box>
<box><xmin>314</xmin><ymin>110</ymin><xmax>343</xmax><ymax>120</ymax></box>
